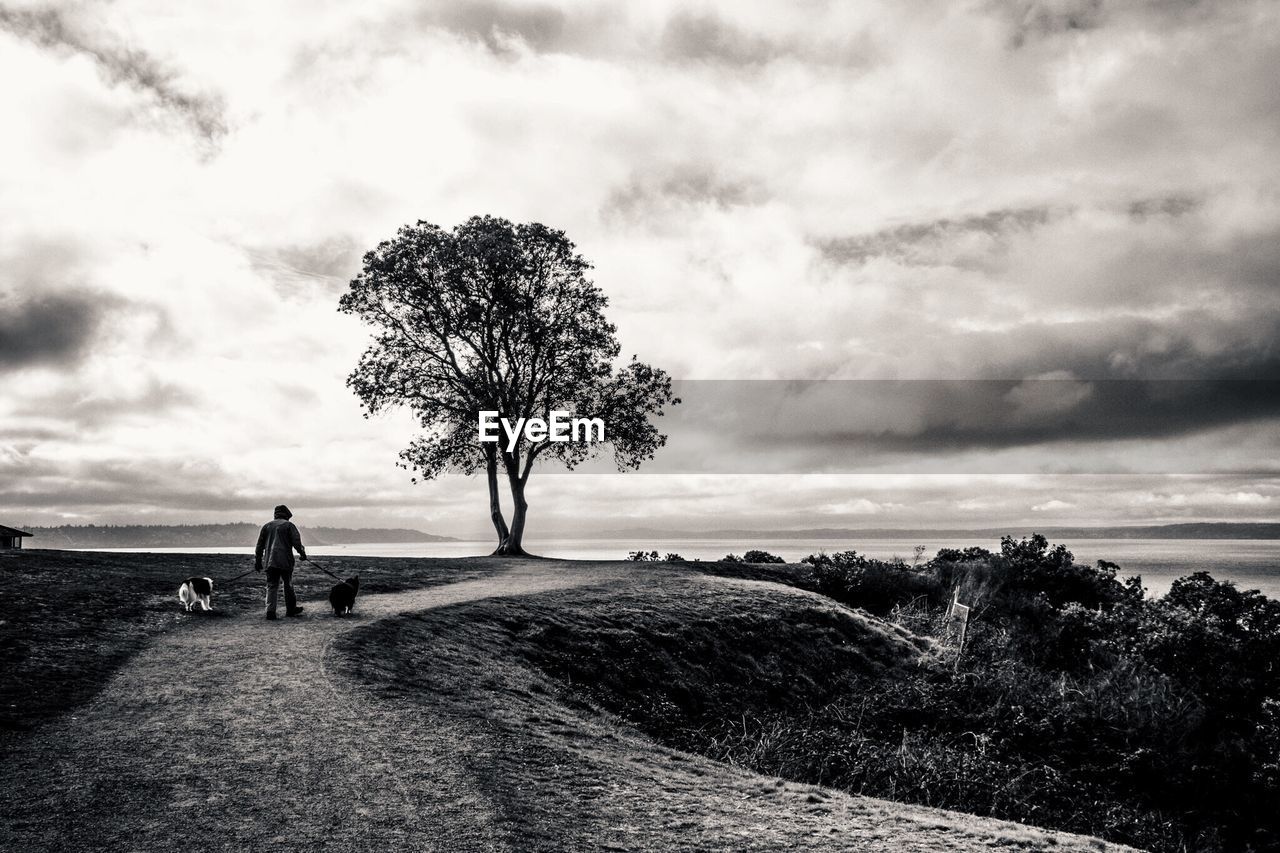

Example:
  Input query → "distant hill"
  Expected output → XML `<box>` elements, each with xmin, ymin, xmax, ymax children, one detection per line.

<box><xmin>25</xmin><ymin>523</ymin><xmax>455</xmax><ymax>549</ymax></box>
<box><xmin>591</xmin><ymin>523</ymin><xmax>1280</xmax><ymax>541</ymax></box>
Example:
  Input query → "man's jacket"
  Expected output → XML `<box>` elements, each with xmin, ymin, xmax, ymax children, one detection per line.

<box><xmin>256</xmin><ymin>518</ymin><xmax>305</xmax><ymax>570</ymax></box>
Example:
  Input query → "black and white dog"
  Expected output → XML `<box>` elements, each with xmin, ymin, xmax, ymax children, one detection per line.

<box><xmin>178</xmin><ymin>576</ymin><xmax>215</xmax><ymax>612</ymax></box>
<box><xmin>329</xmin><ymin>576</ymin><xmax>360</xmax><ymax>617</ymax></box>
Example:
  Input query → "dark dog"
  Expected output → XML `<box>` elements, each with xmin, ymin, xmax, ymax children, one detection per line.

<box><xmin>328</xmin><ymin>575</ymin><xmax>360</xmax><ymax>616</ymax></box>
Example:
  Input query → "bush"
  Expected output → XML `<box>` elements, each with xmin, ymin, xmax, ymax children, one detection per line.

<box><xmin>934</xmin><ymin>546</ymin><xmax>994</xmax><ymax>563</ymax></box>
<box><xmin>999</xmin><ymin>534</ymin><xmax>1142</xmax><ymax>610</ymax></box>
<box><xmin>625</xmin><ymin>551</ymin><xmax>686</xmax><ymax>562</ymax></box>
<box><xmin>801</xmin><ymin>550</ymin><xmax>943</xmax><ymax>616</ymax></box>
<box><xmin>741</xmin><ymin>550</ymin><xmax>785</xmax><ymax>564</ymax></box>
<box><xmin>1138</xmin><ymin>572</ymin><xmax>1280</xmax><ymax>738</ymax></box>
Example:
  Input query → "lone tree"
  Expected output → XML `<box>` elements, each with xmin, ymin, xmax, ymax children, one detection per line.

<box><xmin>339</xmin><ymin>216</ymin><xmax>678</xmax><ymax>556</ymax></box>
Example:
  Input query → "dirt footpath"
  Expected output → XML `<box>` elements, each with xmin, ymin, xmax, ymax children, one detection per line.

<box><xmin>0</xmin><ymin>562</ymin><xmax>587</xmax><ymax>852</ymax></box>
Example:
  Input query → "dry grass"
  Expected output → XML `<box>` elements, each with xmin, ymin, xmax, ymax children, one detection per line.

<box><xmin>328</xmin><ymin>567</ymin><xmax>1135</xmax><ymax>852</ymax></box>
<box><xmin>1</xmin><ymin>553</ymin><xmax>1135</xmax><ymax>851</ymax></box>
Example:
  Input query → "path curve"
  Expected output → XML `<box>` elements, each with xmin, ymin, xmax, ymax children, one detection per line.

<box><xmin>1</xmin><ymin>561</ymin><xmax>593</xmax><ymax>852</ymax></box>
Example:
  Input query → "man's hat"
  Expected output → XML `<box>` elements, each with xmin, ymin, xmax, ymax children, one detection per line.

<box><xmin>274</xmin><ymin>504</ymin><xmax>293</xmax><ymax>519</ymax></box>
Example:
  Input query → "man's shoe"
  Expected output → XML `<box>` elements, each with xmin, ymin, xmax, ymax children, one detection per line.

<box><xmin>286</xmin><ymin>606</ymin><xmax>305</xmax><ymax>617</ymax></box>
<box><xmin>265</xmin><ymin>612</ymin><xmax>278</xmax><ymax>620</ymax></box>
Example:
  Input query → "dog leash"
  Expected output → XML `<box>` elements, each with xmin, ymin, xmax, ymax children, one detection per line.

<box><xmin>216</xmin><ymin>559</ymin><xmax>345</xmax><ymax>584</ymax></box>
<box><xmin>218</xmin><ymin>567</ymin><xmax>259</xmax><ymax>584</ymax></box>
<box><xmin>203</xmin><ymin>557</ymin><xmax>344</xmax><ymax>587</ymax></box>
<box><xmin>304</xmin><ymin>558</ymin><xmax>347</xmax><ymax>582</ymax></box>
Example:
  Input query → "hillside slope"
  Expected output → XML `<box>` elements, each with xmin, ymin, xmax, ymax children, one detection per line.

<box><xmin>328</xmin><ymin>565</ymin><xmax>1134</xmax><ymax>851</ymax></box>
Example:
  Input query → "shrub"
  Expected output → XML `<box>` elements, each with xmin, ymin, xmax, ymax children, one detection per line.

<box><xmin>801</xmin><ymin>550</ymin><xmax>943</xmax><ymax>616</ymax></box>
<box><xmin>625</xmin><ymin>551</ymin><xmax>686</xmax><ymax>562</ymax></box>
<box><xmin>998</xmin><ymin>534</ymin><xmax>1142</xmax><ymax>610</ymax></box>
<box><xmin>664</xmin><ymin>537</ymin><xmax>1280</xmax><ymax>850</ymax></box>
<box><xmin>934</xmin><ymin>545</ymin><xmax>995</xmax><ymax>563</ymax></box>
<box><xmin>1139</xmin><ymin>572</ymin><xmax>1280</xmax><ymax>720</ymax></box>
<box><xmin>741</xmin><ymin>550</ymin><xmax>785</xmax><ymax>564</ymax></box>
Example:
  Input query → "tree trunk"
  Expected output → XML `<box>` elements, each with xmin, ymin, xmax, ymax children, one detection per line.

<box><xmin>485</xmin><ymin>445</ymin><xmax>510</xmax><ymax>553</ymax></box>
<box><xmin>505</xmin><ymin>477</ymin><xmax>529</xmax><ymax>555</ymax></box>
<box><xmin>492</xmin><ymin>462</ymin><xmax>530</xmax><ymax>556</ymax></box>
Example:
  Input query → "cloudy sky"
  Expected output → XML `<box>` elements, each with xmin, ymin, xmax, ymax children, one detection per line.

<box><xmin>1</xmin><ymin>0</ymin><xmax>1277</xmax><ymax>538</ymax></box>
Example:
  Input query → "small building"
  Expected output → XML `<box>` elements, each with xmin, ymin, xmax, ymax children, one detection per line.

<box><xmin>0</xmin><ymin>525</ymin><xmax>33</xmax><ymax>549</ymax></box>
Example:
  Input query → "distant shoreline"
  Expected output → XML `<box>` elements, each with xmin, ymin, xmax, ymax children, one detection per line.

<box><xmin>13</xmin><ymin>521</ymin><xmax>1280</xmax><ymax>549</ymax></box>
<box><xmin>21</xmin><ymin>523</ymin><xmax>456</xmax><ymax>550</ymax></box>
<box><xmin>581</xmin><ymin>522</ymin><xmax>1280</xmax><ymax>541</ymax></box>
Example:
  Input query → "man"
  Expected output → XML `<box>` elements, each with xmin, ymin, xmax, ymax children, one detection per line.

<box><xmin>255</xmin><ymin>504</ymin><xmax>307</xmax><ymax>620</ymax></box>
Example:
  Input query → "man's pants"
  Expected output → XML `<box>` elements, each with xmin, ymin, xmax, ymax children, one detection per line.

<box><xmin>265</xmin><ymin>566</ymin><xmax>297</xmax><ymax>615</ymax></box>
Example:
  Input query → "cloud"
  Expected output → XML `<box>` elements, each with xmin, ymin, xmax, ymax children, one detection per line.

<box><xmin>816</xmin><ymin>193</ymin><xmax>1207</xmax><ymax>269</ymax></box>
<box><xmin>427</xmin><ymin>0</ymin><xmax>570</xmax><ymax>54</ymax></box>
<box><xmin>400</xmin><ymin>2</ymin><xmax>877</xmax><ymax>68</ymax></box>
<box><xmin>0</xmin><ymin>290</ymin><xmax>101</xmax><ymax>369</ymax></box>
<box><xmin>0</xmin><ymin>3</ymin><xmax>226</xmax><ymax>140</ymax></box>
<box><xmin>793</xmin><ymin>190</ymin><xmax>1280</xmax><ymax>383</ymax></box>
<box><xmin>817</xmin><ymin>497</ymin><xmax>896</xmax><ymax>516</ymax></box>
<box><xmin>1132</xmin><ymin>487</ymin><xmax>1277</xmax><ymax>511</ymax></box>
<box><xmin>1005</xmin><ymin>374</ymin><xmax>1094</xmax><ymax>418</ymax></box>
<box><xmin>14</xmin><ymin>378</ymin><xmax>196</xmax><ymax>430</ymax></box>
<box><xmin>603</xmin><ymin>164</ymin><xmax>769</xmax><ymax>224</ymax></box>
<box><xmin>659</xmin><ymin>10</ymin><xmax>784</xmax><ymax>66</ymax></box>
<box><xmin>996</xmin><ymin>0</ymin><xmax>1223</xmax><ymax>48</ymax></box>
<box><xmin>659</xmin><ymin>9</ymin><xmax>874</xmax><ymax>68</ymax></box>
<box><xmin>399</xmin><ymin>0</ymin><xmax>634</xmax><ymax>59</ymax></box>
<box><xmin>816</xmin><ymin>205</ymin><xmax>1063</xmax><ymax>267</ymax></box>
<box><xmin>246</xmin><ymin>237</ymin><xmax>364</xmax><ymax>298</ymax></box>
<box><xmin>1126</xmin><ymin>193</ymin><xmax>1201</xmax><ymax>222</ymax></box>
<box><xmin>633</xmin><ymin>380</ymin><xmax>1280</xmax><ymax>474</ymax></box>
<box><xmin>1001</xmin><ymin>0</ymin><xmax>1108</xmax><ymax>46</ymax></box>
<box><xmin>946</xmin><ymin>311</ymin><xmax>1280</xmax><ymax>382</ymax></box>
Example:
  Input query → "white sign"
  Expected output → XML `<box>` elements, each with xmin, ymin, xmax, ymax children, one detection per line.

<box><xmin>947</xmin><ymin>593</ymin><xmax>971</xmax><ymax>649</ymax></box>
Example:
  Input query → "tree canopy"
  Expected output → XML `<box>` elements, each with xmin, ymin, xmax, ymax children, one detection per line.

<box><xmin>339</xmin><ymin>215</ymin><xmax>678</xmax><ymax>554</ymax></box>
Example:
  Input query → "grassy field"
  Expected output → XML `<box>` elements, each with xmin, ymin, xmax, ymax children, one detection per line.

<box><xmin>0</xmin><ymin>549</ymin><xmax>1133</xmax><ymax>851</ymax></box>
<box><xmin>0</xmin><ymin>548</ymin><xmax>500</xmax><ymax>734</ymax></box>
<box><xmin>0</xmin><ymin>548</ymin><xmax>816</xmax><ymax>737</ymax></box>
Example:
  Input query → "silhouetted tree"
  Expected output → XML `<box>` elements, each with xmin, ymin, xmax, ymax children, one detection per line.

<box><xmin>340</xmin><ymin>216</ymin><xmax>678</xmax><ymax>555</ymax></box>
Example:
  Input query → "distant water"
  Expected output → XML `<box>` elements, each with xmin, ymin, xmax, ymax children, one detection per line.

<box><xmin>81</xmin><ymin>537</ymin><xmax>1279</xmax><ymax>599</ymax></box>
